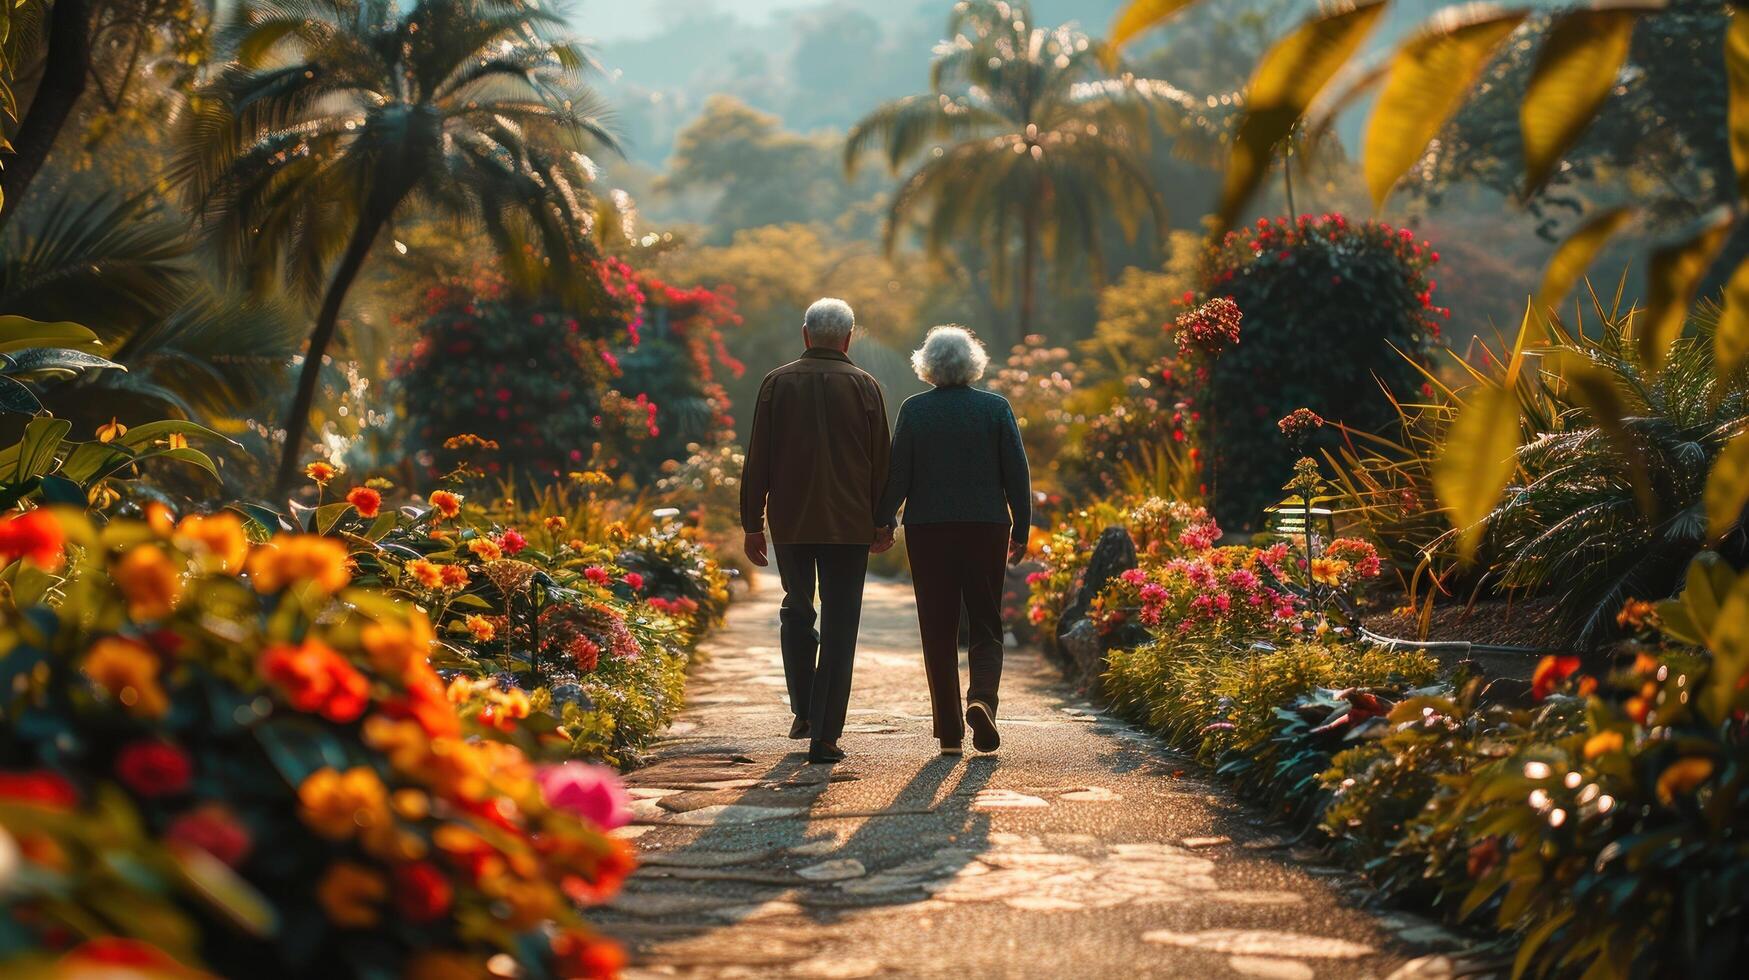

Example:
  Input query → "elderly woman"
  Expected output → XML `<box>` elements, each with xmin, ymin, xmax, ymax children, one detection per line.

<box><xmin>876</xmin><ymin>326</ymin><xmax>1031</xmax><ymax>755</ymax></box>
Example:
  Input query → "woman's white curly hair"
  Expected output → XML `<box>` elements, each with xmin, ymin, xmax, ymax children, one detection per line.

<box><xmin>910</xmin><ymin>325</ymin><xmax>990</xmax><ymax>387</ymax></box>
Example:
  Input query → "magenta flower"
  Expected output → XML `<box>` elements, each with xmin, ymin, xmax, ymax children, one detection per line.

<box><xmin>538</xmin><ymin>762</ymin><xmax>631</xmax><ymax>830</ymax></box>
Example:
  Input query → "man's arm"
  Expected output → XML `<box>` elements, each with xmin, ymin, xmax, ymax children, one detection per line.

<box><xmin>869</xmin><ymin>379</ymin><xmax>891</xmax><ymax>522</ymax></box>
<box><xmin>740</xmin><ymin>377</ymin><xmax>774</xmax><ymax>566</ymax></box>
<box><xmin>998</xmin><ymin>400</ymin><xmax>1031</xmax><ymax>559</ymax></box>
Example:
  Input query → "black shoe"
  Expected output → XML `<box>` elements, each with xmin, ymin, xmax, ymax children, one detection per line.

<box><xmin>966</xmin><ymin>701</ymin><xmax>1000</xmax><ymax>753</ymax></box>
<box><xmin>808</xmin><ymin>741</ymin><xmax>845</xmax><ymax>764</ymax></box>
<box><xmin>789</xmin><ymin>717</ymin><xmax>810</xmax><ymax>739</ymax></box>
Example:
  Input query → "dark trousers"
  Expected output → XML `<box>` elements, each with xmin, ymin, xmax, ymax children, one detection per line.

<box><xmin>906</xmin><ymin>522</ymin><xmax>1008</xmax><ymax>742</ymax></box>
<box><xmin>774</xmin><ymin>542</ymin><xmax>870</xmax><ymax>745</ymax></box>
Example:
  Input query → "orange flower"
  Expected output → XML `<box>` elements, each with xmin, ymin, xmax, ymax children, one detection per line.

<box><xmin>440</xmin><ymin>564</ymin><xmax>470</xmax><ymax>589</ymax></box>
<box><xmin>1531</xmin><ymin>655</ymin><xmax>1582</xmax><ymax>701</ymax></box>
<box><xmin>346</xmin><ymin>486</ymin><xmax>383</xmax><ymax>518</ymax></box>
<box><xmin>407</xmin><ymin>559</ymin><xmax>446</xmax><ymax>589</ymax></box>
<box><xmin>112</xmin><ymin>546</ymin><xmax>182</xmax><ymax>621</ymax></box>
<box><xmin>299</xmin><ymin>767</ymin><xmax>398</xmax><ymax>857</ymax></box>
<box><xmin>1656</xmin><ymin>757</ymin><xmax>1715</xmax><ymax>805</ymax></box>
<box><xmin>175</xmin><ymin>512</ymin><xmax>250</xmax><ymax>574</ymax></box>
<box><xmin>305</xmin><ymin>460</ymin><xmax>339</xmax><ymax>484</ymax></box>
<box><xmin>144</xmin><ymin>502</ymin><xmax>176</xmax><ymax>537</ymax></box>
<box><xmin>247</xmin><ymin>535</ymin><xmax>351</xmax><ymax>594</ymax></box>
<box><xmin>1583</xmin><ymin>731</ymin><xmax>1624</xmax><ymax>760</ymax></box>
<box><xmin>96</xmin><ymin>418</ymin><xmax>128</xmax><ymax>443</ymax></box>
<box><xmin>260</xmin><ymin>638</ymin><xmax>370</xmax><ymax>723</ymax></box>
<box><xmin>464</xmin><ymin>615</ymin><xmax>495</xmax><ymax>642</ymax></box>
<box><xmin>82</xmin><ymin>636</ymin><xmax>170</xmax><ymax>718</ymax></box>
<box><xmin>545</xmin><ymin>516</ymin><xmax>567</xmax><ymax>532</ymax></box>
<box><xmin>1616</xmin><ymin>598</ymin><xmax>1660</xmax><ymax>632</ymax></box>
<box><xmin>467</xmin><ymin>537</ymin><xmax>502</xmax><ymax>562</ymax></box>
<box><xmin>361</xmin><ymin>616</ymin><xmax>436</xmax><ymax>679</ymax></box>
<box><xmin>428</xmin><ymin>490</ymin><xmax>462</xmax><ymax>520</ymax></box>
<box><xmin>0</xmin><ymin>509</ymin><xmax>65</xmax><ymax>570</ymax></box>
<box><xmin>551</xmin><ymin>930</ymin><xmax>628</xmax><ymax>980</ymax></box>
<box><xmin>164</xmin><ymin>433</ymin><xmax>189</xmax><ymax>450</ymax></box>
<box><xmin>316</xmin><ymin>861</ymin><xmax>386</xmax><ymax>929</ymax></box>
<box><xmin>1309</xmin><ymin>557</ymin><xmax>1348</xmax><ymax>586</ymax></box>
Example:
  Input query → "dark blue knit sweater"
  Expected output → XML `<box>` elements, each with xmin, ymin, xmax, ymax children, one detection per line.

<box><xmin>875</xmin><ymin>385</ymin><xmax>1031</xmax><ymax>542</ymax></box>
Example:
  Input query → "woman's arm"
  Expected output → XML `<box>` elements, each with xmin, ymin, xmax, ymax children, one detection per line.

<box><xmin>875</xmin><ymin>402</ymin><xmax>913</xmax><ymax>529</ymax></box>
<box><xmin>997</xmin><ymin>400</ymin><xmax>1031</xmax><ymax>542</ymax></box>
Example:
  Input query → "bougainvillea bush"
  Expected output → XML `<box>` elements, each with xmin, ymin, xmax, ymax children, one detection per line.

<box><xmin>0</xmin><ymin>509</ymin><xmax>633</xmax><ymax>977</ymax></box>
<box><xmin>1187</xmin><ymin>214</ymin><xmax>1446</xmax><ymax>526</ymax></box>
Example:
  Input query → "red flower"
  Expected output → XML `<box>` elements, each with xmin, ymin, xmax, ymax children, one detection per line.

<box><xmin>0</xmin><ymin>770</ymin><xmax>79</xmax><ymax>809</ymax></box>
<box><xmin>346</xmin><ymin>487</ymin><xmax>382</xmax><ymax>518</ymax></box>
<box><xmin>584</xmin><ymin>566</ymin><xmax>611</xmax><ymax>586</ymax></box>
<box><xmin>1531</xmin><ymin>655</ymin><xmax>1582</xmax><ymax>701</ymax></box>
<box><xmin>115</xmin><ymin>741</ymin><xmax>193</xmax><ymax>797</ymax></box>
<box><xmin>500</xmin><ymin>529</ymin><xmax>528</xmax><ymax>555</ymax></box>
<box><xmin>167</xmin><ymin>804</ymin><xmax>253</xmax><ymax>866</ymax></box>
<box><xmin>60</xmin><ymin>938</ymin><xmax>192</xmax><ymax>973</ymax></box>
<box><xmin>623</xmin><ymin>572</ymin><xmax>645</xmax><ymax>591</ymax></box>
<box><xmin>260</xmin><ymin>638</ymin><xmax>371</xmax><ymax>723</ymax></box>
<box><xmin>0</xmin><ymin>509</ymin><xmax>65</xmax><ymax>569</ymax></box>
<box><xmin>394</xmin><ymin>861</ymin><xmax>454</xmax><ymax>922</ymax></box>
<box><xmin>550</xmin><ymin>930</ymin><xmax>627</xmax><ymax>980</ymax></box>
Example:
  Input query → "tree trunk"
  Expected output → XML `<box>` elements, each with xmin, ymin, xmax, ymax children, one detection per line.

<box><xmin>272</xmin><ymin>207</ymin><xmax>392</xmax><ymax>495</ymax></box>
<box><xmin>1018</xmin><ymin>204</ymin><xmax>1039</xmax><ymax>345</ymax></box>
<box><xmin>0</xmin><ymin>0</ymin><xmax>93</xmax><ymax>229</ymax></box>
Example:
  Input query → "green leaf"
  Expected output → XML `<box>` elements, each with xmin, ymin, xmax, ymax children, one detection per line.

<box><xmin>1363</xmin><ymin>6</ymin><xmax>1525</xmax><ymax>207</ymax></box>
<box><xmin>116</xmin><ymin>419</ymin><xmax>238</xmax><ymax>450</ymax></box>
<box><xmin>1521</xmin><ymin>8</ymin><xmax>1641</xmax><ymax>195</ymax></box>
<box><xmin>0</xmin><ymin>375</ymin><xmax>41</xmax><ymax>415</ymax></box>
<box><xmin>315</xmin><ymin>501</ymin><xmax>352</xmax><ymax>535</ymax></box>
<box><xmin>1705</xmin><ymin>431</ymin><xmax>1749</xmax><ymax>544</ymax></box>
<box><xmin>59</xmin><ymin>441</ymin><xmax>136</xmax><ymax>485</ymax></box>
<box><xmin>365</xmin><ymin>511</ymin><xmax>398</xmax><ymax>541</ymax></box>
<box><xmin>1538</xmin><ymin>206</ymin><xmax>1633</xmax><ymax>311</ymax></box>
<box><xmin>1220</xmin><ymin>0</ymin><xmax>1388</xmax><ymax>228</ymax></box>
<box><xmin>1434</xmin><ymin>383</ymin><xmax>1521</xmax><ymax>561</ymax></box>
<box><xmin>0</xmin><ymin>315</ymin><xmax>99</xmax><ymax>353</ymax></box>
<box><xmin>1643</xmin><ymin>214</ymin><xmax>1731</xmax><ymax>371</ymax></box>
<box><xmin>147</xmin><ymin>447</ymin><xmax>222</xmax><ymax>484</ymax></box>
<box><xmin>13</xmin><ymin>417</ymin><xmax>70</xmax><ymax>483</ymax></box>
<box><xmin>172</xmin><ymin>845</ymin><xmax>278</xmax><ymax>937</ymax></box>
<box><xmin>1109</xmin><ymin>0</ymin><xmax>1206</xmax><ymax>49</ymax></box>
<box><xmin>3</xmin><ymin>347</ymin><xmax>125</xmax><ymax>375</ymax></box>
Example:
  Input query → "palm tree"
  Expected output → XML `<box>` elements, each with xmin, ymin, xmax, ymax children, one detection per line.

<box><xmin>845</xmin><ymin>0</ymin><xmax>1190</xmax><ymax>341</ymax></box>
<box><xmin>177</xmin><ymin>0</ymin><xmax>617</xmax><ymax>492</ymax></box>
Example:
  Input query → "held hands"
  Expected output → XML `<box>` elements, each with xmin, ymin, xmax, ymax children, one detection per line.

<box><xmin>744</xmin><ymin>530</ymin><xmax>769</xmax><ymax>567</ymax></box>
<box><xmin>871</xmin><ymin>526</ymin><xmax>896</xmax><ymax>554</ymax></box>
<box><xmin>1007</xmin><ymin>538</ymin><xmax>1027</xmax><ymax>565</ymax></box>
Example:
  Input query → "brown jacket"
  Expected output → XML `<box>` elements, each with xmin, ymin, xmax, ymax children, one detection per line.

<box><xmin>740</xmin><ymin>348</ymin><xmax>891</xmax><ymax>545</ymax></box>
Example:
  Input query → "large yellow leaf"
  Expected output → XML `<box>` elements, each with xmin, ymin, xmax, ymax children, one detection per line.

<box><xmin>1719</xmin><ymin>255</ymin><xmax>1749</xmax><ymax>382</ymax></box>
<box><xmin>1643</xmin><ymin>213</ymin><xmax>1732</xmax><ymax>370</ymax></box>
<box><xmin>1110</xmin><ymin>0</ymin><xmax>1208</xmax><ymax>49</ymax></box>
<box><xmin>1727</xmin><ymin>13</ymin><xmax>1749</xmax><ymax>203</ymax></box>
<box><xmin>1521</xmin><ymin>8</ymin><xmax>1641</xmax><ymax>195</ymax></box>
<box><xmin>1537</xmin><ymin>206</ymin><xmax>1633</xmax><ymax>311</ymax></box>
<box><xmin>1363</xmin><ymin>6</ymin><xmax>1525</xmax><ymax>207</ymax></box>
<box><xmin>1433</xmin><ymin>383</ymin><xmax>1521</xmax><ymax>561</ymax></box>
<box><xmin>1219</xmin><ymin>0</ymin><xmax>1389</xmax><ymax>229</ymax></box>
<box><xmin>1706</xmin><ymin>430</ymin><xmax>1749</xmax><ymax>544</ymax></box>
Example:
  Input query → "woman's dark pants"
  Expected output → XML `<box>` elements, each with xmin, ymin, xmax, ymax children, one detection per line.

<box><xmin>905</xmin><ymin>522</ymin><xmax>1009</xmax><ymax>743</ymax></box>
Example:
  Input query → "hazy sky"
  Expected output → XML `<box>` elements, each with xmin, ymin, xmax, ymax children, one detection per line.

<box><xmin>580</xmin><ymin>0</ymin><xmax>829</xmax><ymax>41</ymax></box>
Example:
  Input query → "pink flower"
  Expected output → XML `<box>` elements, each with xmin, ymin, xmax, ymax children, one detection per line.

<box><xmin>1120</xmin><ymin>568</ymin><xmax>1148</xmax><ymax>585</ymax></box>
<box><xmin>538</xmin><ymin>762</ymin><xmax>631</xmax><ymax>829</ymax></box>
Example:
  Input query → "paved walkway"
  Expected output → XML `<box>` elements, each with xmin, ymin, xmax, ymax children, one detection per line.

<box><xmin>599</xmin><ymin>578</ymin><xmax>1471</xmax><ymax>979</ymax></box>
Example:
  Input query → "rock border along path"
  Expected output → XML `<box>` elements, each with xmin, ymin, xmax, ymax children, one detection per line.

<box><xmin>598</xmin><ymin>579</ymin><xmax>1475</xmax><ymax>979</ymax></box>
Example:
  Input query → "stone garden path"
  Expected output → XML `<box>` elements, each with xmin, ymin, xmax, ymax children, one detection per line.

<box><xmin>599</xmin><ymin>578</ymin><xmax>1475</xmax><ymax>979</ymax></box>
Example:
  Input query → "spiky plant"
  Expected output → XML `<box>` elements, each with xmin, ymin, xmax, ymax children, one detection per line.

<box><xmin>845</xmin><ymin>0</ymin><xmax>1201</xmax><ymax>342</ymax></box>
<box><xmin>176</xmin><ymin>0</ymin><xmax>618</xmax><ymax>492</ymax></box>
<box><xmin>1487</xmin><ymin>300</ymin><xmax>1749</xmax><ymax>647</ymax></box>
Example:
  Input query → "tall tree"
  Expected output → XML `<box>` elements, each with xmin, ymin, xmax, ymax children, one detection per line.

<box><xmin>845</xmin><ymin>0</ymin><xmax>1187</xmax><ymax>342</ymax></box>
<box><xmin>177</xmin><ymin>0</ymin><xmax>617</xmax><ymax>492</ymax></box>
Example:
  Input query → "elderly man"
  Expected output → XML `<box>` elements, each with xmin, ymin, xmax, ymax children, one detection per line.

<box><xmin>741</xmin><ymin>298</ymin><xmax>892</xmax><ymax>764</ymax></box>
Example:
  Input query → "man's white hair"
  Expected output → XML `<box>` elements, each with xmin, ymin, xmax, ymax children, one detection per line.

<box><xmin>803</xmin><ymin>298</ymin><xmax>856</xmax><ymax>347</ymax></box>
<box><xmin>911</xmin><ymin>324</ymin><xmax>990</xmax><ymax>387</ymax></box>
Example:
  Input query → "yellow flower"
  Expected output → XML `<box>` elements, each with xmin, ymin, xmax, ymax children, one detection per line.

<box><xmin>464</xmin><ymin>615</ymin><xmax>495</xmax><ymax>642</ymax></box>
<box><xmin>96</xmin><ymin>418</ymin><xmax>128</xmax><ymax>443</ymax></box>
<box><xmin>361</xmin><ymin>616</ymin><xmax>436</xmax><ymax>679</ymax></box>
<box><xmin>298</xmin><ymin>767</ymin><xmax>396</xmax><ymax>856</ymax></box>
<box><xmin>1310</xmin><ymin>557</ymin><xmax>1349</xmax><ymax>586</ymax></box>
<box><xmin>175</xmin><ymin>512</ymin><xmax>251</xmax><ymax>574</ymax></box>
<box><xmin>246</xmin><ymin>535</ymin><xmax>351</xmax><ymax>594</ymax></box>
<box><xmin>112</xmin><ymin>545</ymin><xmax>183</xmax><ymax>621</ymax></box>
<box><xmin>1583</xmin><ymin>731</ymin><xmax>1624</xmax><ymax>760</ymax></box>
<box><xmin>163</xmin><ymin>433</ymin><xmax>189</xmax><ymax>450</ymax></box>
<box><xmin>1656</xmin><ymin>757</ymin><xmax>1715</xmax><ymax>805</ymax></box>
<box><xmin>87</xmin><ymin>481</ymin><xmax>119</xmax><ymax>510</ymax></box>
<box><xmin>316</xmin><ymin>861</ymin><xmax>387</xmax><ymax>929</ymax></box>
<box><xmin>82</xmin><ymin>636</ymin><xmax>169</xmax><ymax>718</ymax></box>
<box><xmin>466</xmin><ymin>537</ymin><xmax>502</xmax><ymax>562</ymax></box>
<box><xmin>544</xmin><ymin>516</ymin><xmax>567</xmax><ymax>532</ymax></box>
<box><xmin>305</xmin><ymin>461</ymin><xmax>339</xmax><ymax>484</ymax></box>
